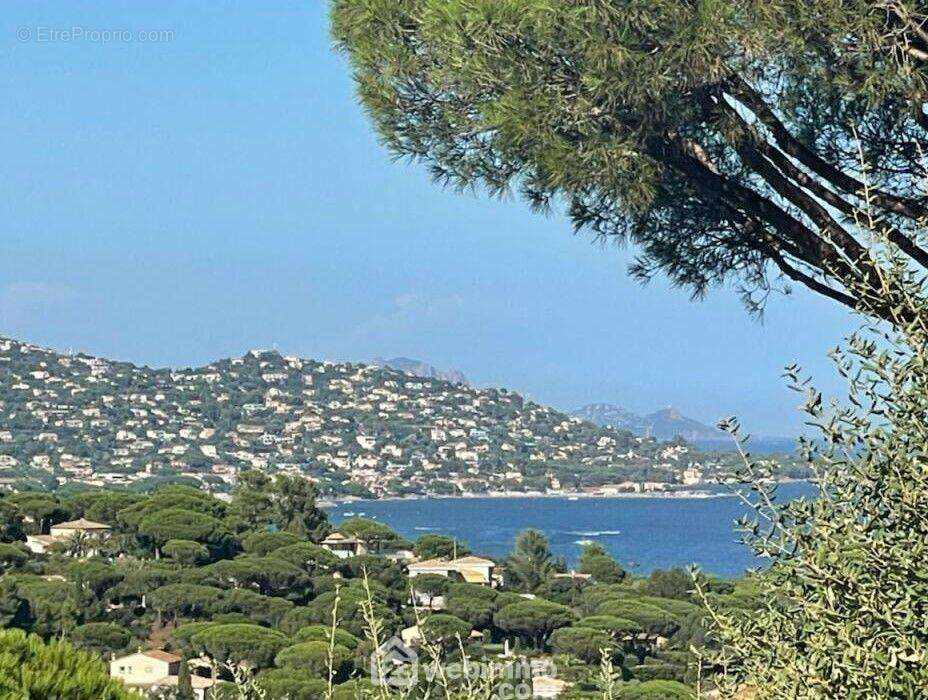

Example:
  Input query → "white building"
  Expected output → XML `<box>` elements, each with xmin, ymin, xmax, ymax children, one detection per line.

<box><xmin>110</xmin><ymin>650</ymin><xmax>215</xmax><ymax>699</ymax></box>
<box><xmin>25</xmin><ymin>518</ymin><xmax>111</xmax><ymax>555</ymax></box>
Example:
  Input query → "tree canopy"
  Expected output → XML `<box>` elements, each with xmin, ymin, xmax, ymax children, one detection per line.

<box><xmin>190</xmin><ymin>623</ymin><xmax>289</xmax><ymax>668</ymax></box>
<box><xmin>505</xmin><ymin>529</ymin><xmax>558</xmax><ymax>592</ymax></box>
<box><xmin>493</xmin><ymin>598</ymin><xmax>574</xmax><ymax>649</ymax></box>
<box><xmin>579</xmin><ymin>542</ymin><xmax>626</xmax><ymax>584</ymax></box>
<box><xmin>0</xmin><ymin>629</ymin><xmax>133</xmax><ymax>699</ymax></box>
<box><xmin>332</xmin><ymin>0</ymin><xmax>928</xmax><ymax>319</ymax></box>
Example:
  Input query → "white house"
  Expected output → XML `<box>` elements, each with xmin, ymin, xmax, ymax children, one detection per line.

<box><xmin>50</xmin><ymin>517</ymin><xmax>112</xmax><ymax>539</ymax></box>
<box><xmin>25</xmin><ymin>518</ymin><xmax>111</xmax><ymax>555</ymax></box>
<box><xmin>111</xmin><ymin>649</ymin><xmax>180</xmax><ymax>686</ymax></box>
<box><xmin>110</xmin><ymin>649</ymin><xmax>215</xmax><ymax>699</ymax></box>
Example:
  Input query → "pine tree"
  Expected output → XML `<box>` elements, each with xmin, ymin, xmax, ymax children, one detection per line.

<box><xmin>176</xmin><ymin>657</ymin><xmax>194</xmax><ymax>700</ymax></box>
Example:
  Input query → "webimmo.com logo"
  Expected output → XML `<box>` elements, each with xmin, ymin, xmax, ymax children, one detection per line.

<box><xmin>371</xmin><ymin>637</ymin><xmax>562</xmax><ymax>698</ymax></box>
<box><xmin>371</xmin><ymin>636</ymin><xmax>419</xmax><ymax>689</ymax></box>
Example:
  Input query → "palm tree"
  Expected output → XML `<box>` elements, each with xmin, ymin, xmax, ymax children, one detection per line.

<box><xmin>62</xmin><ymin>532</ymin><xmax>92</xmax><ymax>558</ymax></box>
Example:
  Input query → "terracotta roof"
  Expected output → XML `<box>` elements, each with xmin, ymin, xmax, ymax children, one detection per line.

<box><xmin>51</xmin><ymin>518</ymin><xmax>111</xmax><ymax>531</ymax></box>
<box><xmin>142</xmin><ymin>649</ymin><xmax>181</xmax><ymax>663</ymax></box>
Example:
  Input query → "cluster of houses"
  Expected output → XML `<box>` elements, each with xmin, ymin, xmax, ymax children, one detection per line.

<box><xmin>13</xmin><ymin>510</ymin><xmax>591</xmax><ymax>698</ymax></box>
<box><xmin>0</xmin><ymin>337</ymin><xmax>713</xmax><ymax>499</ymax></box>
<box><xmin>100</xmin><ymin>529</ymin><xmax>502</xmax><ymax>698</ymax></box>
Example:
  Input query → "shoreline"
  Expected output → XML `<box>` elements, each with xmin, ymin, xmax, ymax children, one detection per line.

<box><xmin>318</xmin><ymin>479</ymin><xmax>812</xmax><ymax>508</ymax></box>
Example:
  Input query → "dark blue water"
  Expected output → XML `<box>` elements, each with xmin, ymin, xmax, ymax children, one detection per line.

<box><xmin>327</xmin><ymin>483</ymin><xmax>814</xmax><ymax>578</ymax></box>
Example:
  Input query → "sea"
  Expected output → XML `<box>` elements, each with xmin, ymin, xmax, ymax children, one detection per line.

<box><xmin>326</xmin><ymin>482</ymin><xmax>815</xmax><ymax>578</ymax></box>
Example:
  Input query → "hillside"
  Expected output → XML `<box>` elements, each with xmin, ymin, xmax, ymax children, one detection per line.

<box><xmin>0</xmin><ymin>337</ymin><xmax>707</xmax><ymax>498</ymax></box>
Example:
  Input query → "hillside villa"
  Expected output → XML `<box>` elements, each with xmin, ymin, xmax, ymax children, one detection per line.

<box><xmin>407</xmin><ymin>555</ymin><xmax>498</xmax><ymax>586</ymax></box>
<box><xmin>110</xmin><ymin>649</ymin><xmax>215</xmax><ymax>699</ymax></box>
<box><xmin>25</xmin><ymin>517</ymin><xmax>111</xmax><ymax>555</ymax></box>
<box><xmin>320</xmin><ymin>531</ymin><xmax>368</xmax><ymax>558</ymax></box>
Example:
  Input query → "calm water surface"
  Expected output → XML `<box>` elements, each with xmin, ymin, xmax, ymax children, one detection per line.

<box><xmin>327</xmin><ymin>483</ymin><xmax>814</xmax><ymax>578</ymax></box>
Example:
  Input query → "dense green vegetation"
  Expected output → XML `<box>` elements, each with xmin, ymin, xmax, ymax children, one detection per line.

<box><xmin>0</xmin><ymin>472</ymin><xmax>760</xmax><ymax>697</ymax></box>
<box><xmin>0</xmin><ymin>628</ymin><xmax>132</xmax><ymax>699</ymax></box>
<box><xmin>700</xmin><ymin>236</ymin><xmax>928</xmax><ymax>692</ymax></box>
<box><xmin>331</xmin><ymin>5</ymin><xmax>928</xmax><ymax>693</ymax></box>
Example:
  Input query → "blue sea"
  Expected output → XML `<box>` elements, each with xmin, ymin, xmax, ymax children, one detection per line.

<box><xmin>327</xmin><ymin>483</ymin><xmax>815</xmax><ymax>578</ymax></box>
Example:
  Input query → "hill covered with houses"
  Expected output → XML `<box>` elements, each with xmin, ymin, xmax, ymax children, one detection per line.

<box><xmin>0</xmin><ymin>337</ymin><xmax>718</xmax><ymax>497</ymax></box>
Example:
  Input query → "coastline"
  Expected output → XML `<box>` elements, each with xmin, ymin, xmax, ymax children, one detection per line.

<box><xmin>320</xmin><ymin>487</ymin><xmax>737</xmax><ymax>508</ymax></box>
<box><xmin>318</xmin><ymin>479</ymin><xmax>812</xmax><ymax>508</ymax></box>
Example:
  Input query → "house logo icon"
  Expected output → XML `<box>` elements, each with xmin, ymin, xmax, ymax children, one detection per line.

<box><xmin>371</xmin><ymin>636</ymin><xmax>418</xmax><ymax>688</ymax></box>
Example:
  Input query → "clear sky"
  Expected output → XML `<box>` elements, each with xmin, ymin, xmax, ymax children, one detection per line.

<box><xmin>0</xmin><ymin>2</ymin><xmax>858</xmax><ymax>435</ymax></box>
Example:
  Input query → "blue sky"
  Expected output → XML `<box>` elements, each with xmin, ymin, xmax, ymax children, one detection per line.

<box><xmin>0</xmin><ymin>2</ymin><xmax>856</xmax><ymax>434</ymax></box>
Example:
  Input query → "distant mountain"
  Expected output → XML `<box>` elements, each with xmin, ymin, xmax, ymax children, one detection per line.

<box><xmin>372</xmin><ymin>356</ymin><xmax>468</xmax><ymax>385</ymax></box>
<box><xmin>643</xmin><ymin>407</ymin><xmax>727</xmax><ymax>442</ymax></box>
<box><xmin>572</xmin><ymin>403</ymin><xmax>795</xmax><ymax>453</ymax></box>
<box><xmin>571</xmin><ymin>403</ymin><xmax>650</xmax><ymax>434</ymax></box>
<box><xmin>573</xmin><ymin>403</ymin><xmax>725</xmax><ymax>442</ymax></box>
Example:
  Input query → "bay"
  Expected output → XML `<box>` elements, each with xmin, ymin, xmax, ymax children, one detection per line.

<box><xmin>327</xmin><ymin>482</ymin><xmax>815</xmax><ymax>578</ymax></box>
